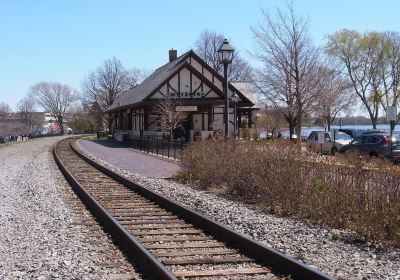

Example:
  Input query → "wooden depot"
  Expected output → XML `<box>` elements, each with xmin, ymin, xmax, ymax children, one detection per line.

<box><xmin>106</xmin><ymin>49</ymin><xmax>259</xmax><ymax>142</ymax></box>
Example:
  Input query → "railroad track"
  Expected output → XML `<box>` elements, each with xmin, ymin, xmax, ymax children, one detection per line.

<box><xmin>53</xmin><ymin>138</ymin><xmax>334</xmax><ymax>280</ymax></box>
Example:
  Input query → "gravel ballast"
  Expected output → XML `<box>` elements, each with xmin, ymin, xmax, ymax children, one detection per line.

<box><xmin>77</xmin><ymin>140</ymin><xmax>400</xmax><ymax>280</ymax></box>
<box><xmin>0</xmin><ymin>137</ymin><xmax>142</xmax><ymax>279</ymax></box>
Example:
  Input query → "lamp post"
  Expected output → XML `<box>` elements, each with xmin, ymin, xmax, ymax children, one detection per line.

<box><xmin>217</xmin><ymin>39</ymin><xmax>234</xmax><ymax>138</ymax></box>
<box><xmin>231</xmin><ymin>94</ymin><xmax>237</xmax><ymax>138</ymax></box>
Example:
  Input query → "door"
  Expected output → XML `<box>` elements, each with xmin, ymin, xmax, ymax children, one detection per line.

<box><xmin>321</xmin><ymin>132</ymin><xmax>333</xmax><ymax>153</ymax></box>
<box><xmin>347</xmin><ymin>136</ymin><xmax>366</xmax><ymax>154</ymax></box>
<box><xmin>180</xmin><ymin>113</ymin><xmax>192</xmax><ymax>142</ymax></box>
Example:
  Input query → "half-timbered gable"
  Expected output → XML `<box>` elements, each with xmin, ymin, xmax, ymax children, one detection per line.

<box><xmin>148</xmin><ymin>66</ymin><xmax>221</xmax><ymax>100</ymax></box>
<box><xmin>106</xmin><ymin>49</ymin><xmax>259</xmax><ymax>141</ymax></box>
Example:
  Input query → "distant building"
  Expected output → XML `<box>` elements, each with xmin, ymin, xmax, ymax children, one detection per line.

<box><xmin>106</xmin><ymin>50</ymin><xmax>259</xmax><ymax>141</ymax></box>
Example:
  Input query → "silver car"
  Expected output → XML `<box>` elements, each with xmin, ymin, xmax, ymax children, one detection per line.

<box><xmin>307</xmin><ymin>131</ymin><xmax>352</xmax><ymax>155</ymax></box>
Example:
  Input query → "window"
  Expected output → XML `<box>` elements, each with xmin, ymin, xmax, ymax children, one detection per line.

<box><xmin>315</xmin><ymin>132</ymin><xmax>330</xmax><ymax>140</ymax></box>
<box><xmin>311</xmin><ymin>131</ymin><xmax>331</xmax><ymax>141</ymax></box>
<box><xmin>308</xmin><ymin>132</ymin><xmax>316</xmax><ymax>140</ymax></box>
<box><xmin>364</xmin><ymin>136</ymin><xmax>381</xmax><ymax>144</ymax></box>
<box><xmin>352</xmin><ymin>137</ymin><xmax>363</xmax><ymax>144</ymax></box>
<box><xmin>336</xmin><ymin>132</ymin><xmax>351</xmax><ymax>140</ymax></box>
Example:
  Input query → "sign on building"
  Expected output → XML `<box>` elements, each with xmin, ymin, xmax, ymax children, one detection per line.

<box><xmin>176</xmin><ymin>106</ymin><xmax>198</xmax><ymax>112</ymax></box>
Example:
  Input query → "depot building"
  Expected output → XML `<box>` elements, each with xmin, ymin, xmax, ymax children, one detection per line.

<box><xmin>106</xmin><ymin>49</ymin><xmax>259</xmax><ymax>142</ymax></box>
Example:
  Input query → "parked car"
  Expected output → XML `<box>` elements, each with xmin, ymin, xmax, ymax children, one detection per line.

<box><xmin>307</xmin><ymin>130</ymin><xmax>353</xmax><ymax>155</ymax></box>
<box><xmin>338</xmin><ymin>128</ymin><xmax>366</xmax><ymax>139</ymax></box>
<box><xmin>360</xmin><ymin>129</ymin><xmax>387</xmax><ymax>135</ymax></box>
<box><xmin>0</xmin><ymin>136</ymin><xmax>11</xmax><ymax>143</ymax></box>
<box><xmin>339</xmin><ymin>132</ymin><xmax>400</xmax><ymax>160</ymax></box>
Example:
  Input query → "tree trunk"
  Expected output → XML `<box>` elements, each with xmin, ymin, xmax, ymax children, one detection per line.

<box><xmin>288</xmin><ymin>121</ymin><xmax>295</xmax><ymax>139</ymax></box>
<box><xmin>371</xmin><ymin>117</ymin><xmax>377</xmax><ymax>129</ymax></box>
<box><xmin>107</xmin><ymin>115</ymin><xmax>114</xmax><ymax>134</ymax></box>
<box><xmin>327</xmin><ymin>117</ymin><xmax>331</xmax><ymax>131</ymax></box>
<box><xmin>368</xmin><ymin>112</ymin><xmax>378</xmax><ymax>129</ymax></box>
<box><xmin>58</xmin><ymin>121</ymin><xmax>64</xmax><ymax>134</ymax></box>
<box><xmin>295</xmin><ymin>114</ymin><xmax>302</xmax><ymax>148</ymax></box>
<box><xmin>57</xmin><ymin>115</ymin><xmax>64</xmax><ymax>135</ymax></box>
<box><xmin>285</xmin><ymin>115</ymin><xmax>296</xmax><ymax>139</ymax></box>
<box><xmin>373</xmin><ymin>105</ymin><xmax>379</xmax><ymax>129</ymax></box>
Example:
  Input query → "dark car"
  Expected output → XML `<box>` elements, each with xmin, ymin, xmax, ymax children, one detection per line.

<box><xmin>340</xmin><ymin>132</ymin><xmax>400</xmax><ymax>160</ymax></box>
<box><xmin>0</xmin><ymin>136</ymin><xmax>10</xmax><ymax>143</ymax></box>
<box><xmin>360</xmin><ymin>129</ymin><xmax>386</xmax><ymax>135</ymax></box>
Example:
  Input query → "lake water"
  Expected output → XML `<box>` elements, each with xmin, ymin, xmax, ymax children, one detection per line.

<box><xmin>279</xmin><ymin>124</ymin><xmax>400</xmax><ymax>139</ymax></box>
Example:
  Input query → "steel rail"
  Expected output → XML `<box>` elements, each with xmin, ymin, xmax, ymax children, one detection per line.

<box><xmin>65</xmin><ymin>139</ymin><xmax>335</xmax><ymax>280</ymax></box>
<box><xmin>53</xmin><ymin>140</ymin><xmax>177</xmax><ymax>280</ymax></box>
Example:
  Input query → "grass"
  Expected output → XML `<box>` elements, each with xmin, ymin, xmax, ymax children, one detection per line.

<box><xmin>175</xmin><ymin>139</ymin><xmax>400</xmax><ymax>248</ymax></box>
<box><xmin>84</xmin><ymin>134</ymin><xmax>99</xmax><ymax>141</ymax></box>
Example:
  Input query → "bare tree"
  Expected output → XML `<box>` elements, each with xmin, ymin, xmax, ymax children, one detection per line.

<box><xmin>152</xmin><ymin>97</ymin><xmax>186</xmax><ymax>139</ymax></box>
<box><xmin>251</xmin><ymin>4</ymin><xmax>320</xmax><ymax>145</ymax></box>
<box><xmin>82</xmin><ymin>57</ymin><xmax>137</xmax><ymax>133</ymax></box>
<box><xmin>0</xmin><ymin>102</ymin><xmax>12</xmax><ymax>119</ymax></box>
<box><xmin>378</xmin><ymin>32</ymin><xmax>400</xmax><ymax>122</ymax></box>
<box><xmin>30</xmin><ymin>82</ymin><xmax>78</xmax><ymax>134</ymax></box>
<box><xmin>254</xmin><ymin>55</ymin><xmax>298</xmax><ymax>139</ymax></box>
<box><xmin>325</xmin><ymin>30</ymin><xmax>385</xmax><ymax>128</ymax></box>
<box><xmin>16</xmin><ymin>94</ymin><xmax>36</xmax><ymax>125</ymax></box>
<box><xmin>194</xmin><ymin>30</ymin><xmax>253</xmax><ymax>81</ymax></box>
<box><xmin>127</xmin><ymin>67</ymin><xmax>148</xmax><ymax>89</ymax></box>
<box><xmin>316</xmin><ymin>65</ymin><xmax>354</xmax><ymax>130</ymax></box>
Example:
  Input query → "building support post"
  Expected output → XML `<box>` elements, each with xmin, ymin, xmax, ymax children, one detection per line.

<box><xmin>201</xmin><ymin>108</ymin><xmax>205</xmax><ymax>131</ymax></box>
<box><xmin>117</xmin><ymin>111</ymin><xmax>121</xmax><ymax>130</ymax></box>
<box><xmin>128</xmin><ymin>109</ymin><xmax>132</xmax><ymax>130</ymax></box>
<box><xmin>248</xmin><ymin>111</ymin><xmax>252</xmax><ymax>128</ymax></box>
<box><xmin>143</xmin><ymin>108</ymin><xmax>149</xmax><ymax>130</ymax></box>
<box><xmin>208</xmin><ymin>107</ymin><xmax>213</xmax><ymax>131</ymax></box>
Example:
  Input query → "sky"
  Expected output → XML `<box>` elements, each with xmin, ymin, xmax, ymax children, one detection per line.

<box><xmin>1</xmin><ymin>0</ymin><xmax>400</xmax><ymax>110</ymax></box>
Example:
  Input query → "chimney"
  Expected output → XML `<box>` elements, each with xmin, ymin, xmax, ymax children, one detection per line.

<box><xmin>169</xmin><ymin>49</ymin><xmax>177</xmax><ymax>62</ymax></box>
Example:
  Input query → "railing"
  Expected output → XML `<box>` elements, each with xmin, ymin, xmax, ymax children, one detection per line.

<box><xmin>128</xmin><ymin>136</ymin><xmax>185</xmax><ymax>161</ymax></box>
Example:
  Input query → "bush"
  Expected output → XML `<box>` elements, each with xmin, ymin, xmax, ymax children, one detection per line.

<box><xmin>177</xmin><ymin>139</ymin><xmax>400</xmax><ymax>247</ymax></box>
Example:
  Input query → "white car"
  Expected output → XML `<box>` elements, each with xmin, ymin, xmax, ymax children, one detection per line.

<box><xmin>307</xmin><ymin>131</ymin><xmax>352</xmax><ymax>155</ymax></box>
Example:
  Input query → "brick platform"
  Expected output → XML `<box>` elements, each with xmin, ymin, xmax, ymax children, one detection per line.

<box><xmin>78</xmin><ymin>139</ymin><xmax>180</xmax><ymax>178</ymax></box>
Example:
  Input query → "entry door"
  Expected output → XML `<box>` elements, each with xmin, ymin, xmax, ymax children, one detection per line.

<box><xmin>180</xmin><ymin>113</ymin><xmax>192</xmax><ymax>141</ymax></box>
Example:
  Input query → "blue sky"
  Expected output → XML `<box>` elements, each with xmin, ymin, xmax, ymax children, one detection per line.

<box><xmin>1</xmin><ymin>0</ymin><xmax>399</xmax><ymax>109</ymax></box>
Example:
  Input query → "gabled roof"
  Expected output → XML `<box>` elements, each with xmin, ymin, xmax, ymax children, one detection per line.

<box><xmin>230</xmin><ymin>82</ymin><xmax>261</xmax><ymax>109</ymax></box>
<box><xmin>106</xmin><ymin>50</ymin><xmax>256</xmax><ymax>112</ymax></box>
<box><xmin>107</xmin><ymin>51</ymin><xmax>190</xmax><ymax>112</ymax></box>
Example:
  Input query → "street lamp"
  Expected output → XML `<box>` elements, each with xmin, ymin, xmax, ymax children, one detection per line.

<box><xmin>231</xmin><ymin>94</ymin><xmax>238</xmax><ymax>138</ymax></box>
<box><xmin>217</xmin><ymin>39</ymin><xmax>234</xmax><ymax>138</ymax></box>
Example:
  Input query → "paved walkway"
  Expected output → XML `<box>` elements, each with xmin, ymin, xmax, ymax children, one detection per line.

<box><xmin>78</xmin><ymin>139</ymin><xmax>181</xmax><ymax>178</ymax></box>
